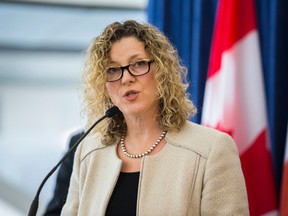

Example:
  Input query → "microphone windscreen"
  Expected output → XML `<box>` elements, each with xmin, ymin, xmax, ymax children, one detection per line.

<box><xmin>105</xmin><ymin>106</ymin><xmax>121</xmax><ymax>117</ymax></box>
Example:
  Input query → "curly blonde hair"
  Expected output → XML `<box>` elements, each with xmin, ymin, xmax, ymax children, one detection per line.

<box><xmin>82</xmin><ymin>20</ymin><xmax>197</xmax><ymax>145</ymax></box>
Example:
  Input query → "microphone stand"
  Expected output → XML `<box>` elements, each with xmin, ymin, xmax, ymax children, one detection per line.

<box><xmin>28</xmin><ymin>106</ymin><xmax>120</xmax><ymax>216</ymax></box>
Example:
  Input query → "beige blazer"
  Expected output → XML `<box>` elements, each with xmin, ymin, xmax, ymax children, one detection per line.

<box><xmin>61</xmin><ymin>121</ymin><xmax>249</xmax><ymax>216</ymax></box>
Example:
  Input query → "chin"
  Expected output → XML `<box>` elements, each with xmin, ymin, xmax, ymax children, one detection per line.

<box><xmin>119</xmin><ymin>104</ymin><xmax>144</xmax><ymax>115</ymax></box>
<box><xmin>122</xmin><ymin>104</ymin><xmax>158</xmax><ymax>117</ymax></box>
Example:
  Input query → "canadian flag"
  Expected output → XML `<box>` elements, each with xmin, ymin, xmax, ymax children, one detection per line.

<box><xmin>201</xmin><ymin>0</ymin><xmax>278</xmax><ymax>215</ymax></box>
<box><xmin>280</xmin><ymin>123</ymin><xmax>288</xmax><ymax>216</ymax></box>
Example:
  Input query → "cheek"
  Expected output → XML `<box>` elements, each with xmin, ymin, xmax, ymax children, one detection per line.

<box><xmin>147</xmin><ymin>76</ymin><xmax>159</xmax><ymax>96</ymax></box>
<box><xmin>105</xmin><ymin>83</ymin><xmax>113</xmax><ymax>97</ymax></box>
<box><xmin>105</xmin><ymin>83</ymin><xmax>117</xmax><ymax>102</ymax></box>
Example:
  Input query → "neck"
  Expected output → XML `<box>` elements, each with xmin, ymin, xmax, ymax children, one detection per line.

<box><xmin>121</xmin><ymin>119</ymin><xmax>163</xmax><ymax>152</ymax></box>
<box><xmin>125</xmin><ymin>117</ymin><xmax>162</xmax><ymax>139</ymax></box>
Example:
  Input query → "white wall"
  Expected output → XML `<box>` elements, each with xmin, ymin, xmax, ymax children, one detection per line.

<box><xmin>0</xmin><ymin>2</ymin><xmax>146</xmax><ymax>214</ymax></box>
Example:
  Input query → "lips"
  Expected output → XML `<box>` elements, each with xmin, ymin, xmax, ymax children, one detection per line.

<box><xmin>123</xmin><ymin>90</ymin><xmax>140</xmax><ymax>100</ymax></box>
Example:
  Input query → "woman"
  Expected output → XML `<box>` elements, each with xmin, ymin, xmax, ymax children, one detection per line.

<box><xmin>61</xmin><ymin>20</ymin><xmax>249</xmax><ymax>215</ymax></box>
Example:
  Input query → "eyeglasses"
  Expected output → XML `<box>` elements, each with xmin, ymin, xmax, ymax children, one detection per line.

<box><xmin>106</xmin><ymin>59</ymin><xmax>154</xmax><ymax>82</ymax></box>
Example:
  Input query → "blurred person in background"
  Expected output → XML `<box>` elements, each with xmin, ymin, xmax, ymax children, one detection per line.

<box><xmin>43</xmin><ymin>131</ymin><xmax>83</xmax><ymax>216</ymax></box>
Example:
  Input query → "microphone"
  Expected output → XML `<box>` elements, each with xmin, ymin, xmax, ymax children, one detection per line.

<box><xmin>28</xmin><ymin>106</ymin><xmax>120</xmax><ymax>216</ymax></box>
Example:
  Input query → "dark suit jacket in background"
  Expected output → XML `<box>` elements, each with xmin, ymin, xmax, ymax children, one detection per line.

<box><xmin>43</xmin><ymin>131</ymin><xmax>84</xmax><ymax>216</ymax></box>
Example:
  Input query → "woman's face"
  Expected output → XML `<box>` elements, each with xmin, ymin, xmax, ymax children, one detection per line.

<box><xmin>105</xmin><ymin>36</ymin><xmax>159</xmax><ymax>118</ymax></box>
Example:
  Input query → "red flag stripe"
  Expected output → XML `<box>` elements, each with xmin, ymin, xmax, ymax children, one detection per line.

<box><xmin>208</xmin><ymin>0</ymin><xmax>256</xmax><ymax>78</ymax></box>
<box><xmin>240</xmin><ymin>130</ymin><xmax>278</xmax><ymax>215</ymax></box>
<box><xmin>280</xmin><ymin>161</ymin><xmax>288</xmax><ymax>215</ymax></box>
<box><xmin>280</xmin><ymin>124</ymin><xmax>288</xmax><ymax>216</ymax></box>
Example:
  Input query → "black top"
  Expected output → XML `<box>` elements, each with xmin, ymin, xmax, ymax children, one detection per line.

<box><xmin>105</xmin><ymin>172</ymin><xmax>140</xmax><ymax>216</ymax></box>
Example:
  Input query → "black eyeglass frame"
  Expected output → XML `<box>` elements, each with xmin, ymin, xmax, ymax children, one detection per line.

<box><xmin>106</xmin><ymin>59</ymin><xmax>154</xmax><ymax>82</ymax></box>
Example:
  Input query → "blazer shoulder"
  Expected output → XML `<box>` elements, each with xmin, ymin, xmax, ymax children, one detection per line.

<box><xmin>166</xmin><ymin>121</ymin><xmax>236</xmax><ymax>158</ymax></box>
<box><xmin>77</xmin><ymin>132</ymin><xmax>109</xmax><ymax>161</ymax></box>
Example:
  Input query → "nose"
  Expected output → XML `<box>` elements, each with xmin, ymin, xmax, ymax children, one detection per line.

<box><xmin>121</xmin><ymin>68</ymin><xmax>135</xmax><ymax>85</ymax></box>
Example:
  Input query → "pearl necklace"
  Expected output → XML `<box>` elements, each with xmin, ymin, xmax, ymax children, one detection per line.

<box><xmin>120</xmin><ymin>129</ymin><xmax>167</xmax><ymax>159</ymax></box>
